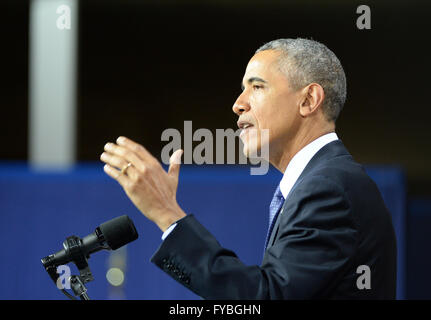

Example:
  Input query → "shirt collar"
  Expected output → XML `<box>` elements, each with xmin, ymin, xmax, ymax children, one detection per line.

<box><xmin>279</xmin><ymin>132</ymin><xmax>339</xmax><ymax>199</ymax></box>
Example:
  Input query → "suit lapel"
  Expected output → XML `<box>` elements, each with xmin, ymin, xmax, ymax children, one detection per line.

<box><xmin>265</xmin><ymin>140</ymin><xmax>350</xmax><ymax>250</ymax></box>
<box><xmin>266</xmin><ymin>171</ymin><xmax>303</xmax><ymax>250</ymax></box>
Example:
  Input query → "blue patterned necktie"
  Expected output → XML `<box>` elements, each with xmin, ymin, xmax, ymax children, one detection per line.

<box><xmin>264</xmin><ymin>185</ymin><xmax>285</xmax><ymax>250</ymax></box>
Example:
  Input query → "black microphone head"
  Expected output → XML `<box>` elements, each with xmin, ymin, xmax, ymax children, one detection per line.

<box><xmin>98</xmin><ymin>215</ymin><xmax>138</xmax><ymax>250</ymax></box>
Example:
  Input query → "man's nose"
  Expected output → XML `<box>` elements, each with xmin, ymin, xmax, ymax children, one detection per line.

<box><xmin>232</xmin><ymin>94</ymin><xmax>250</xmax><ymax>115</ymax></box>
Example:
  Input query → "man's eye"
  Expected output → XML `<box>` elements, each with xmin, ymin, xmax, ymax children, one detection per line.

<box><xmin>253</xmin><ymin>85</ymin><xmax>263</xmax><ymax>90</ymax></box>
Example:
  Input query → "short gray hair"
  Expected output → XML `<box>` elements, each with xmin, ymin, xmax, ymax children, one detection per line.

<box><xmin>256</xmin><ymin>38</ymin><xmax>346</xmax><ymax>122</ymax></box>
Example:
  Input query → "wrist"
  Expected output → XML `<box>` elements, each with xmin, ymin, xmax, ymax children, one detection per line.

<box><xmin>157</xmin><ymin>207</ymin><xmax>186</xmax><ymax>232</ymax></box>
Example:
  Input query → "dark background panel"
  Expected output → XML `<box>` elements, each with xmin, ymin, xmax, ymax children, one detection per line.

<box><xmin>2</xmin><ymin>1</ymin><xmax>430</xmax><ymax>196</ymax></box>
<box><xmin>0</xmin><ymin>0</ymin><xmax>29</xmax><ymax>160</ymax></box>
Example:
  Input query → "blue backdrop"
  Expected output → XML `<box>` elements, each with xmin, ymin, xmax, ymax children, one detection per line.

<box><xmin>0</xmin><ymin>163</ymin><xmax>407</xmax><ymax>299</ymax></box>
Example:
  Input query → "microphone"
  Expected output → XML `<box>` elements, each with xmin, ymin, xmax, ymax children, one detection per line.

<box><xmin>41</xmin><ymin>215</ymin><xmax>139</xmax><ymax>281</ymax></box>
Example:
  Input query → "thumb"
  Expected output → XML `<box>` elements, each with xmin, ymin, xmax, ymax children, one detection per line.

<box><xmin>168</xmin><ymin>149</ymin><xmax>183</xmax><ymax>178</ymax></box>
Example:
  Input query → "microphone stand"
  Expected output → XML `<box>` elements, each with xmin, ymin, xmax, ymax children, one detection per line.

<box><xmin>43</xmin><ymin>265</ymin><xmax>92</xmax><ymax>300</ymax></box>
<box><xmin>42</xmin><ymin>235</ymin><xmax>94</xmax><ymax>300</ymax></box>
<box><xmin>70</xmin><ymin>275</ymin><xmax>90</xmax><ymax>300</ymax></box>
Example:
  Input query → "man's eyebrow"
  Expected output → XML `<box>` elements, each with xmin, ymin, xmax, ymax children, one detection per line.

<box><xmin>241</xmin><ymin>77</ymin><xmax>268</xmax><ymax>90</ymax></box>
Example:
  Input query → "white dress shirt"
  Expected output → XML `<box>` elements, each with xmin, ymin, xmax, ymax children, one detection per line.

<box><xmin>162</xmin><ymin>132</ymin><xmax>339</xmax><ymax>240</ymax></box>
<box><xmin>279</xmin><ymin>132</ymin><xmax>338</xmax><ymax>200</ymax></box>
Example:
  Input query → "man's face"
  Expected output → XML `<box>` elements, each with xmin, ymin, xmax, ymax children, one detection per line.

<box><xmin>233</xmin><ymin>50</ymin><xmax>301</xmax><ymax>160</ymax></box>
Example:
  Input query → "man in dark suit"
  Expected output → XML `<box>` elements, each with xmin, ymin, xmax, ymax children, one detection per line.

<box><xmin>100</xmin><ymin>38</ymin><xmax>397</xmax><ymax>299</ymax></box>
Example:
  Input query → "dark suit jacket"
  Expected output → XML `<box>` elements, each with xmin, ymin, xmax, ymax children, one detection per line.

<box><xmin>151</xmin><ymin>140</ymin><xmax>397</xmax><ymax>299</ymax></box>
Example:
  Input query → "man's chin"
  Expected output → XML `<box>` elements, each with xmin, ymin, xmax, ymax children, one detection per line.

<box><xmin>239</xmin><ymin>128</ymin><xmax>269</xmax><ymax>159</ymax></box>
<box><xmin>242</xmin><ymin>144</ymin><xmax>260</xmax><ymax>159</ymax></box>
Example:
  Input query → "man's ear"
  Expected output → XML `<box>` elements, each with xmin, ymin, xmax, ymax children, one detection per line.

<box><xmin>299</xmin><ymin>83</ymin><xmax>325</xmax><ymax>117</ymax></box>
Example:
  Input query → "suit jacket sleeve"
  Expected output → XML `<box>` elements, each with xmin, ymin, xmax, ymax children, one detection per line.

<box><xmin>150</xmin><ymin>175</ymin><xmax>358</xmax><ymax>299</ymax></box>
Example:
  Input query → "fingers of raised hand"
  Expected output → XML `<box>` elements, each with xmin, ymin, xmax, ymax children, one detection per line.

<box><xmin>100</xmin><ymin>150</ymin><xmax>128</xmax><ymax>171</ymax></box>
<box><xmin>103</xmin><ymin>142</ymin><xmax>144</xmax><ymax>169</ymax></box>
<box><xmin>116</xmin><ymin>136</ymin><xmax>155</xmax><ymax>163</ymax></box>
<box><xmin>100</xmin><ymin>152</ymin><xmax>138</xmax><ymax>180</ymax></box>
<box><xmin>101</xmin><ymin>138</ymin><xmax>161</xmax><ymax>190</ymax></box>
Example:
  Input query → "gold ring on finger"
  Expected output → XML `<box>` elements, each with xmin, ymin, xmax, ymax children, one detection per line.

<box><xmin>121</xmin><ymin>162</ymin><xmax>132</xmax><ymax>175</ymax></box>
